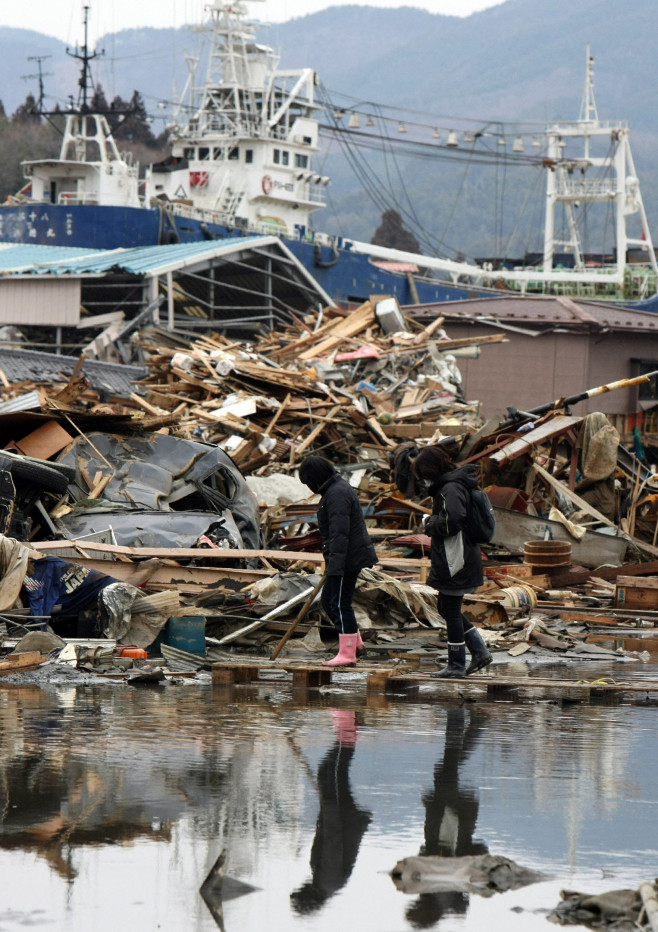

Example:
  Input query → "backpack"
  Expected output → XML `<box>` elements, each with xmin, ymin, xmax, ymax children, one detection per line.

<box><xmin>468</xmin><ymin>488</ymin><xmax>496</xmax><ymax>543</ymax></box>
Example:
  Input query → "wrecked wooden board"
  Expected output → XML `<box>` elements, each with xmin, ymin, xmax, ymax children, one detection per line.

<box><xmin>209</xmin><ymin>661</ymin><xmax>658</xmax><ymax>704</ymax></box>
<box><xmin>615</xmin><ymin>575</ymin><xmax>658</xmax><ymax>610</ymax></box>
<box><xmin>0</xmin><ymin>298</ymin><xmax>498</xmax><ymax>479</ymax></box>
<box><xmin>0</xmin><ymin>651</ymin><xmax>46</xmax><ymax>675</ymax></box>
<box><xmin>41</xmin><ymin>557</ymin><xmax>273</xmax><ymax>590</ymax></box>
<box><xmin>28</xmin><ymin>539</ymin><xmax>430</xmax><ymax>573</ymax></box>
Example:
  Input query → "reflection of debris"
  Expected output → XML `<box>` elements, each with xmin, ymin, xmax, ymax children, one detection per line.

<box><xmin>200</xmin><ymin>849</ymin><xmax>260</xmax><ymax>932</ymax></box>
<box><xmin>548</xmin><ymin>882</ymin><xmax>658</xmax><ymax>930</ymax></box>
<box><xmin>391</xmin><ymin>853</ymin><xmax>545</xmax><ymax>896</ymax></box>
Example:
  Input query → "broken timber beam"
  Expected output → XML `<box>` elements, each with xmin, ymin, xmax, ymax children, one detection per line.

<box><xmin>28</xmin><ymin>541</ymin><xmax>428</xmax><ymax>572</ymax></box>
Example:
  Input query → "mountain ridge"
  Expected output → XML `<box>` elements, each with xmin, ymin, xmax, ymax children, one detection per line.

<box><xmin>1</xmin><ymin>0</ymin><xmax>656</xmax><ymax>254</ymax></box>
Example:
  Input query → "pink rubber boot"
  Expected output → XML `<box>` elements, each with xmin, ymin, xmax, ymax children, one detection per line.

<box><xmin>331</xmin><ymin>709</ymin><xmax>358</xmax><ymax>746</ymax></box>
<box><xmin>323</xmin><ymin>633</ymin><xmax>358</xmax><ymax>667</ymax></box>
<box><xmin>356</xmin><ymin>629</ymin><xmax>365</xmax><ymax>655</ymax></box>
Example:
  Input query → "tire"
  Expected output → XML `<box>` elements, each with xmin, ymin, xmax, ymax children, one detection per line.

<box><xmin>0</xmin><ymin>452</ymin><xmax>70</xmax><ymax>495</ymax></box>
<box><xmin>0</xmin><ymin>453</ymin><xmax>76</xmax><ymax>483</ymax></box>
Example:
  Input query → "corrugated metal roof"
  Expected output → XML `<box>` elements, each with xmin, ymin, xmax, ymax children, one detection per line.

<box><xmin>0</xmin><ymin>245</ymin><xmax>105</xmax><ymax>272</ymax></box>
<box><xmin>410</xmin><ymin>295</ymin><xmax>658</xmax><ymax>333</ymax></box>
<box><xmin>0</xmin><ymin>237</ymin><xmax>280</xmax><ymax>277</ymax></box>
<box><xmin>0</xmin><ymin>348</ymin><xmax>145</xmax><ymax>395</ymax></box>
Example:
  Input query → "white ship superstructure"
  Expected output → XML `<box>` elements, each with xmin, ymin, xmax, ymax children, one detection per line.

<box><xmin>144</xmin><ymin>0</ymin><xmax>327</xmax><ymax>238</ymax></box>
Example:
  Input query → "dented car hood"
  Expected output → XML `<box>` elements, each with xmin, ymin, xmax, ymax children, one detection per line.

<box><xmin>55</xmin><ymin>432</ymin><xmax>261</xmax><ymax>550</ymax></box>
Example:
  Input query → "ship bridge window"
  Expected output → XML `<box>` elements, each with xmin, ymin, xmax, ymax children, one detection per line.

<box><xmin>282</xmin><ymin>151</ymin><xmax>289</xmax><ymax>166</ymax></box>
<box><xmin>245</xmin><ymin>149</ymin><xmax>253</xmax><ymax>163</ymax></box>
<box><xmin>273</xmin><ymin>148</ymin><xmax>280</xmax><ymax>164</ymax></box>
<box><xmin>184</xmin><ymin>147</ymin><xmax>195</xmax><ymax>159</ymax></box>
<box><xmin>213</xmin><ymin>148</ymin><xmax>224</xmax><ymax>160</ymax></box>
<box><xmin>295</xmin><ymin>154</ymin><xmax>309</xmax><ymax>169</ymax></box>
<box><xmin>303</xmin><ymin>136</ymin><xmax>313</xmax><ymax>145</ymax></box>
<box><xmin>228</xmin><ymin>147</ymin><xmax>239</xmax><ymax>160</ymax></box>
<box><xmin>198</xmin><ymin>147</ymin><xmax>210</xmax><ymax>160</ymax></box>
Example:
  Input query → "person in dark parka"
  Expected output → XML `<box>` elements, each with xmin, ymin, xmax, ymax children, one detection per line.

<box><xmin>413</xmin><ymin>445</ymin><xmax>492</xmax><ymax>678</ymax></box>
<box><xmin>299</xmin><ymin>456</ymin><xmax>377</xmax><ymax>666</ymax></box>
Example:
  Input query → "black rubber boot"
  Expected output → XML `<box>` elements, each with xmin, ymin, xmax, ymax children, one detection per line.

<box><xmin>464</xmin><ymin>626</ymin><xmax>493</xmax><ymax>675</ymax></box>
<box><xmin>433</xmin><ymin>642</ymin><xmax>466</xmax><ymax>678</ymax></box>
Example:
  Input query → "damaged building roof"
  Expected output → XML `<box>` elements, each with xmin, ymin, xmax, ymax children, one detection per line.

<box><xmin>0</xmin><ymin>347</ymin><xmax>145</xmax><ymax>395</ymax></box>
<box><xmin>408</xmin><ymin>295</ymin><xmax>658</xmax><ymax>333</ymax></box>
<box><xmin>0</xmin><ymin>237</ymin><xmax>335</xmax><ymax>333</ymax></box>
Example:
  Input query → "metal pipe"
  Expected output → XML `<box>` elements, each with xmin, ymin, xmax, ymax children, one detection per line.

<box><xmin>501</xmin><ymin>371</ymin><xmax>657</xmax><ymax>429</ymax></box>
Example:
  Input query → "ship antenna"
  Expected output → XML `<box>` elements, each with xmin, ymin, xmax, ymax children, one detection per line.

<box><xmin>66</xmin><ymin>5</ymin><xmax>104</xmax><ymax>112</ymax></box>
<box><xmin>578</xmin><ymin>44</ymin><xmax>598</xmax><ymax>125</ymax></box>
<box><xmin>21</xmin><ymin>55</ymin><xmax>53</xmax><ymax>115</ymax></box>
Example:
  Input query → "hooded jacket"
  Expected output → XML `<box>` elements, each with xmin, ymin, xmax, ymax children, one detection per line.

<box><xmin>316</xmin><ymin>474</ymin><xmax>377</xmax><ymax>576</ymax></box>
<box><xmin>424</xmin><ymin>464</ymin><xmax>483</xmax><ymax>592</ymax></box>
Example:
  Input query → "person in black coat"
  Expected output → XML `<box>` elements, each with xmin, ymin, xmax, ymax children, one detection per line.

<box><xmin>290</xmin><ymin>709</ymin><xmax>372</xmax><ymax>915</ymax></box>
<box><xmin>412</xmin><ymin>445</ymin><xmax>492</xmax><ymax>678</ymax></box>
<box><xmin>299</xmin><ymin>456</ymin><xmax>377</xmax><ymax>666</ymax></box>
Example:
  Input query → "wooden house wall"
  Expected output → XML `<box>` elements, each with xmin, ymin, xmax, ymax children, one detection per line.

<box><xmin>442</xmin><ymin>323</ymin><xmax>658</xmax><ymax>419</ymax></box>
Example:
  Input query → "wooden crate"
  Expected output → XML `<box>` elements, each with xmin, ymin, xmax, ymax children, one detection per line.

<box><xmin>615</xmin><ymin>575</ymin><xmax>658</xmax><ymax>610</ymax></box>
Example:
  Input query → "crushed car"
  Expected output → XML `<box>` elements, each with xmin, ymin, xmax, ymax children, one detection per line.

<box><xmin>48</xmin><ymin>432</ymin><xmax>262</xmax><ymax>550</ymax></box>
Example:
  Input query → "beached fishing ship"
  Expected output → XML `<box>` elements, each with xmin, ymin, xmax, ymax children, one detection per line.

<box><xmin>1</xmin><ymin>1</ymin><xmax>657</xmax><ymax>309</ymax></box>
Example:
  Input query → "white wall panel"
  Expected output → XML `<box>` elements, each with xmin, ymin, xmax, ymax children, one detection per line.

<box><xmin>0</xmin><ymin>278</ymin><xmax>81</xmax><ymax>325</ymax></box>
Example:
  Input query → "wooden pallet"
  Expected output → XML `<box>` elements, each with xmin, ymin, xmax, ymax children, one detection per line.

<box><xmin>210</xmin><ymin>660</ymin><xmax>658</xmax><ymax>704</ymax></box>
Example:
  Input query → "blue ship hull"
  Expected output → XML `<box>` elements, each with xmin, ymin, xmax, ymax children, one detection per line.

<box><xmin>2</xmin><ymin>202</ymin><xmax>657</xmax><ymax>311</ymax></box>
<box><xmin>0</xmin><ymin>202</ymin><xmax>480</xmax><ymax>306</ymax></box>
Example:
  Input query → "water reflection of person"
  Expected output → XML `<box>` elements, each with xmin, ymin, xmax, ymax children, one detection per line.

<box><xmin>406</xmin><ymin>707</ymin><xmax>488</xmax><ymax>929</ymax></box>
<box><xmin>290</xmin><ymin>709</ymin><xmax>372</xmax><ymax>915</ymax></box>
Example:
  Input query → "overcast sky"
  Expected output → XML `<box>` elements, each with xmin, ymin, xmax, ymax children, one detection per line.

<box><xmin>4</xmin><ymin>1</ymin><xmax>504</xmax><ymax>44</ymax></box>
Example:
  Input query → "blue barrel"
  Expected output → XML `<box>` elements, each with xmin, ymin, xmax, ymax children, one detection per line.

<box><xmin>161</xmin><ymin>615</ymin><xmax>206</xmax><ymax>656</ymax></box>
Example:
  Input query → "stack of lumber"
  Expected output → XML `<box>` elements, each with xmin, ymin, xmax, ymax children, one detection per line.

<box><xmin>0</xmin><ymin>299</ymin><xmax>503</xmax><ymax>476</ymax></box>
<box><xmin>124</xmin><ymin>299</ymin><xmax>501</xmax><ymax>474</ymax></box>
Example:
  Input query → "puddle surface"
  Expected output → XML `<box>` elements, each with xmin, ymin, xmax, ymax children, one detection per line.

<box><xmin>0</xmin><ymin>663</ymin><xmax>657</xmax><ymax>931</ymax></box>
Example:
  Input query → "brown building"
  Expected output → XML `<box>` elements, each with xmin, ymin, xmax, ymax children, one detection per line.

<box><xmin>408</xmin><ymin>295</ymin><xmax>658</xmax><ymax>438</ymax></box>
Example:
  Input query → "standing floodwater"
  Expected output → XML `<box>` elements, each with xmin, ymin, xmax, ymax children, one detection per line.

<box><xmin>0</xmin><ymin>669</ymin><xmax>657</xmax><ymax>931</ymax></box>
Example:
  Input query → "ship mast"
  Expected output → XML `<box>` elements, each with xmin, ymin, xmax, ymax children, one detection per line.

<box><xmin>542</xmin><ymin>46</ymin><xmax>657</xmax><ymax>284</ymax></box>
<box><xmin>54</xmin><ymin>5</ymin><xmax>129</xmax><ymax>166</ymax></box>
<box><xmin>196</xmin><ymin>0</ymin><xmax>272</xmax><ymax>138</ymax></box>
<box><xmin>66</xmin><ymin>4</ymin><xmax>102</xmax><ymax>112</ymax></box>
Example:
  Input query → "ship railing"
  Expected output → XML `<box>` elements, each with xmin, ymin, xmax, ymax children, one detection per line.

<box><xmin>306</xmin><ymin>189</ymin><xmax>326</xmax><ymax>206</ymax></box>
<box><xmin>57</xmin><ymin>193</ymin><xmax>100</xmax><ymax>206</ymax></box>
<box><xmin>167</xmin><ymin>200</ymin><xmax>227</xmax><ymax>226</ymax></box>
<box><xmin>624</xmin><ymin>266</ymin><xmax>656</xmax><ymax>300</ymax></box>
<box><xmin>558</xmin><ymin>179</ymin><xmax>615</xmax><ymax>197</ymax></box>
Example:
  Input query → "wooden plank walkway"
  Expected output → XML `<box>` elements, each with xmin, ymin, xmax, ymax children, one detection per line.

<box><xmin>210</xmin><ymin>660</ymin><xmax>658</xmax><ymax>704</ymax></box>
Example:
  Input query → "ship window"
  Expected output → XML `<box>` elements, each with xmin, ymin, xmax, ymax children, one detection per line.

<box><xmin>184</xmin><ymin>147</ymin><xmax>195</xmax><ymax>159</ymax></box>
<box><xmin>282</xmin><ymin>151</ymin><xmax>289</xmax><ymax>166</ymax></box>
<box><xmin>303</xmin><ymin>136</ymin><xmax>313</xmax><ymax>145</ymax></box>
<box><xmin>245</xmin><ymin>149</ymin><xmax>253</xmax><ymax>163</ymax></box>
<box><xmin>228</xmin><ymin>147</ymin><xmax>239</xmax><ymax>160</ymax></box>
<box><xmin>198</xmin><ymin>147</ymin><xmax>210</xmax><ymax>160</ymax></box>
<box><xmin>213</xmin><ymin>148</ymin><xmax>224</xmax><ymax>160</ymax></box>
<box><xmin>295</xmin><ymin>154</ymin><xmax>308</xmax><ymax>169</ymax></box>
<box><xmin>273</xmin><ymin>149</ymin><xmax>280</xmax><ymax>164</ymax></box>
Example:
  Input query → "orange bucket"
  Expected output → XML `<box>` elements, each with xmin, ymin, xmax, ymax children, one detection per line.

<box><xmin>119</xmin><ymin>647</ymin><xmax>147</xmax><ymax>660</ymax></box>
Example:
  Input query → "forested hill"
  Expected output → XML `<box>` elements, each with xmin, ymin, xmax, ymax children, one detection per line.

<box><xmin>1</xmin><ymin>0</ymin><xmax>657</xmax><ymax>254</ymax></box>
